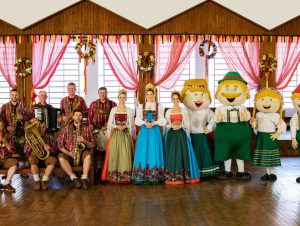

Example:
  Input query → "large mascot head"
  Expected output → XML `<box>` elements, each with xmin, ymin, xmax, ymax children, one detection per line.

<box><xmin>181</xmin><ymin>79</ymin><xmax>211</xmax><ymax>111</ymax></box>
<box><xmin>254</xmin><ymin>88</ymin><xmax>282</xmax><ymax>114</ymax></box>
<box><xmin>215</xmin><ymin>71</ymin><xmax>250</xmax><ymax>106</ymax></box>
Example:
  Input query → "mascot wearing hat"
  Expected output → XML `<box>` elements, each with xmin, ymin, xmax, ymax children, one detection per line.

<box><xmin>181</xmin><ymin>79</ymin><xmax>219</xmax><ymax>177</ymax></box>
<box><xmin>290</xmin><ymin>84</ymin><xmax>300</xmax><ymax>183</ymax></box>
<box><xmin>214</xmin><ymin>71</ymin><xmax>252</xmax><ymax>180</ymax></box>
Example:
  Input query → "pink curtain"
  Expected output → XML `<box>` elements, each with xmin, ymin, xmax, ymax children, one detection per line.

<box><xmin>218</xmin><ymin>42</ymin><xmax>260</xmax><ymax>90</ymax></box>
<box><xmin>155</xmin><ymin>38</ymin><xmax>197</xmax><ymax>89</ymax></box>
<box><xmin>0</xmin><ymin>38</ymin><xmax>16</xmax><ymax>88</ymax></box>
<box><xmin>101</xmin><ymin>36</ymin><xmax>138</xmax><ymax>90</ymax></box>
<box><xmin>275</xmin><ymin>38</ymin><xmax>300</xmax><ymax>90</ymax></box>
<box><xmin>32</xmin><ymin>35</ymin><xmax>70</xmax><ymax>89</ymax></box>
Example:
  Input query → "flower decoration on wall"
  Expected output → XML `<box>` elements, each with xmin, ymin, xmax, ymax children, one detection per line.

<box><xmin>259</xmin><ymin>54</ymin><xmax>277</xmax><ymax>73</ymax></box>
<box><xmin>75</xmin><ymin>40</ymin><xmax>96</xmax><ymax>64</ymax></box>
<box><xmin>14</xmin><ymin>57</ymin><xmax>32</xmax><ymax>78</ymax></box>
<box><xmin>137</xmin><ymin>51</ymin><xmax>155</xmax><ymax>72</ymax></box>
<box><xmin>199</xmin><ymin>40</ymin><xmax>217</xmax><ymax>59</ymax></box>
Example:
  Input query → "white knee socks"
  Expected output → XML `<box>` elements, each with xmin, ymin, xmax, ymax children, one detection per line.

<box><xmin>236</xmin><ymin>159</ymin><xmax>245</xmax><ymax>173</ymax></box>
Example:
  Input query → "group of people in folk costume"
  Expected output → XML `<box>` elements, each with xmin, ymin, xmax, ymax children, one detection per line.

<box><xmin>1</xmin><ymin>71</ymin><xmax>300</xmax><ymax>193</ymax></box>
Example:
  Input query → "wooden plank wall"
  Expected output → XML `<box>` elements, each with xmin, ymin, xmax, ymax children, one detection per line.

<box><xmin>0</xmin><ymin>0</ymin><xmax>299</xmax><ymax>103</ymax></box>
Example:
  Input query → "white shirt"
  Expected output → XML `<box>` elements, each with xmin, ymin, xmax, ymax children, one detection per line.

<box><xmin>188</xmin><ymin>108</ymin><xmax>215</xmax><ymax>133</ymax></box>
<box><xmin>290</xmin><ymin>112</ymin><xmax>300</xmax><ymax>138</ymax></box>
<box><xmin>107</xmin><ymin>107</ymin><xmax>136</xmax><ymax>138</ymax></box>
<box><xmin>255</xmin><ymin>112</ymin><xmax>286</xmax><ymax>134</ymax></box>
<box><xmin>215</xmin><ymin>105</ymin><xmax>250</xmax><ymax>123</ymax></box>
<box><xmin>165</xmin><ymin>107</ymin><xmax>190</xmax><ymax>132</ymax></box>
<box><xmin>135</xmin><ymin>102</ymin><xmax>166</xmax><ymax>127</ymax></box>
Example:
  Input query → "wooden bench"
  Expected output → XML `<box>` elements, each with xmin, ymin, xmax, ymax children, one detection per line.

<box><xmin>0</xmin><ymin>159</ymin><xmax>95</xmax><ymax>185</ymax></box>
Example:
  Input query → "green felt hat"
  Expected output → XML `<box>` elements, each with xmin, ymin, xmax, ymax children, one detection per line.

<box><xmin>218</xmin><ymin>71</ymin><xmax>247</xmax><ymax>85</ymax></box>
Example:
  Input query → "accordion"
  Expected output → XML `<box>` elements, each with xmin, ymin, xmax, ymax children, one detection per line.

<box><xmin>34</xmin><ymin>107</ymin><xmax>61</xmax><ymax>131</ymax></box>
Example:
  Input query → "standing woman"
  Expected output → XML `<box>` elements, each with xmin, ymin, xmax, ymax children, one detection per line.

<box><xmin>164</xmin><ymin>92</ymin><xmax>200</xmax><ymax>185</ymax></box>
<box><xmin>133</xmin><ymin>84</ymin><xmax>166</xmax><ymax>184</ymax></box>
<box><xmin>102</xmin><ymin>89</ymin><xmax>135</xmax><ymax>183</ymax></box>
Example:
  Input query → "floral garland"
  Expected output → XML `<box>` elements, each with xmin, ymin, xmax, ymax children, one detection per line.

<box><xmin>199</xmin><ymin>40</ymin><xmax>217</xmax><ymax>59</ymax></box>
<box><xmin>14</xmin><ymin>57</ymin><xmax>32</xmax><ymax>78</ymax></box>
<box><xmin>259</xmin><ymin>54</ymin><xmax>277</xmax><ymax>73</ymax></box>
<box><xmin>75</xmin><ymin>40</ymin><xmax>96</xmax><ymax>64</ymax></box>
<box><xmin>137</xmin><ymin>52</ymin><xmax>155</xmax><ymax>72</ymax></box>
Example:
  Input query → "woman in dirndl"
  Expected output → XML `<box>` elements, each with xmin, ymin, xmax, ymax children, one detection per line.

<box><xmin>164</xmin><ymin>91</ymin><xmax>200</xmax><ymax>185</ymax></box>
<box><xmin>101</xmin><ymin>89</ymin><xmax>135</xmax><ymax>183</ymax></box>
<box><xmin>132</xmin><ymin>84</ymin><xmax>166</xmax><ymax>184</ymax></box>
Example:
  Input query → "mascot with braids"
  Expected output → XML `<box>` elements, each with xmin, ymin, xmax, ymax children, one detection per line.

<box><xmin>181</xmin><ymin>79</ymin><xmax>219</xmax><ymax>178</ymax></box>
<box><xmin>290</xmin><ymin>85</ymin><xmax>300</xmax><ymax>183</ymax></box>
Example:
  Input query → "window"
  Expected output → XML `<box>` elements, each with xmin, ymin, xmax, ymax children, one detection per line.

<box><xmin>97</xmin><ymin>43</ymin><xmax>136</xmax><ymax>109</ymax></box>
<box><xmin>0</xmin><ymin>74</ymin><xmax>10</xmax><ymax>105</ymax></box>
<box><xmin>208</xmin><ymin>43</ymin><xmax>255</xmax><ymax>108</ymax></box>
<box><xmin>157</xmin><ymin>42</ymin><xmax>197</xmax><ymax>108</ymax></box>
<box><xmin>36</xmin><ymin>42</ymin><xmax>85</xmax><ymax>108</ymax></box>
<box><xmin>278</xmin><ymin>58</ymin><xmax>300</xmax><ymax>109</ymax></box>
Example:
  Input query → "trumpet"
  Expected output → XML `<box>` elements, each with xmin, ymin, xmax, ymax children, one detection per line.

<box><xmin>25</xmin><ymin>121</ymin><xmax>50</xmax><ymax>160</ymax></box>
<box><xmin>73</xmin><ymin>124</ymin><xmax>85</xmax><ymax>166</ymax></box>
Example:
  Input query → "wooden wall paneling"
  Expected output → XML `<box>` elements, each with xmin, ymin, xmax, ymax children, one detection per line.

<box><xmin>271</xmin><ymin>15</ymin><xmax>300</xmax><ymax>35</ymax></box>
<box><xmin>149</xmin><ymin>1</ymin><xmax>270</xmax><ymax>35</ymax></box>
<box><xmin>24</xmin><ymin>1</ymin><xmax>146</xmax><ymax>35</ymax></box>
<box><xmin>0</xmin><ymin>19</ymin><xmax>22</xmax><ymax>35</ymax></box>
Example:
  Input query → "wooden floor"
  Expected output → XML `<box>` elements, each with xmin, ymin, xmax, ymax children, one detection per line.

<box><xmin>1</xmin><ymin>157</ymin><xmax>300</xmax><ymax>226</ymax></box>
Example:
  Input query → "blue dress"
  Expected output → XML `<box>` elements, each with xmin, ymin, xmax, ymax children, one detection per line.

<box><xmin>132</xmin><ymin>103</ymin><xmax>166</xmax><ymax>184</ymax></box>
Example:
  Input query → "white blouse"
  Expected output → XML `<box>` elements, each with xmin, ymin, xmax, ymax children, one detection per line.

<box><xmin>188</xmin><ymin>108</ymin><xmax>215</xmax><ymax>134</ymax></box>
<box><xmin>215</xmin><ymin>105</ymin><xmax>250</xmax><ymax>123</ymax></box>
<box><xmin>135</xmin><ymin>102</ymin><xmax>166</xmax><ymax>127</ymax></box>
<box><xmin>255</xmin><ymin>112</ymin><xmax>286</xmax><ymax>134</ymax></box>
<box><xmin>107</xmin><ymin>107</ymin><xmax>136</xmax><ymax>138</ymax></box>
<box><xmin>290</xmin><ymin>112</ymin><xmax>299</xmax><ymax>138</ymax></box>
<box><xmin>165</xmin><ymin>107</ymin><xmax>190</xmax><ymax>132</ymax></box>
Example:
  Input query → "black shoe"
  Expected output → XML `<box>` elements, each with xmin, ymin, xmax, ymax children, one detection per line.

<box><xmin>269</xmin><ymin>174</ymin><xmax>277</xmax><ymax>182</ymax></box>
<box><xmin>236</xmin><ymin>172</ymin><xmax>252</xmax><ymax>180</ymax></box>
<box><xmin>217</xmin><ymin>171</ymin><xmax>233</xmax><ymax>180</ymax></box>
<box><xmin>260</xmin><ymin>174</ymin><xmax>270</xmax><ymax>181</ymax></box>
<box><xmin>81</xmin><ymin>179</ymin><xmax>88</xmax><ymax>190</ymax></box>
<box><xmin>73</xmin><ymin>178</ymin><xmax>82</xmax><ymax>189</ymax></box>
<box><xmin>3</xmin><ymin>184</ymin><xmax>16</xmax><ymax>192</ymax></box>
<box><xmin>296</xmin><ymin>177</ymin><xmax>300</xmax><ymax>183</ymax></box>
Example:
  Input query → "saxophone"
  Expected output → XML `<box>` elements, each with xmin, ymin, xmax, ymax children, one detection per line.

<box><xmin>73</xmin><ymin>124</ymin><xmax>86</xmax><ymax>166</ymax></box>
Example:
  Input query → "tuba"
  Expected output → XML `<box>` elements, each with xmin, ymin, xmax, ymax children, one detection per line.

<box><xmin>25</xmin><ymin>121</ymin><xmax>50</xmax><ymax>160</ymax></box>
<box><xmin>73</xmin><ymin>124</ymin><xmax>85</xmax><ymax>166</ymax></box>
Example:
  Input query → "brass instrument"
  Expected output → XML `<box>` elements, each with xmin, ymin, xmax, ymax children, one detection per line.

<box><xmin>64</xmin><ymin>101</ymin><xmax>81</xmax><ymax>126</ymax></box>
<box><xmin>11</xmin><ymin>108</ymin><xmax>25</xmax><ymax>145</ymax></box>
<box><xmin>0</xmin><ymin>137</ymin><xmax>6</xmax><ymax>148</ymax></box>
<box><xmin>25</xmin><ymin>121</ymin><xmax>50</xmax><ymax>160</ymax></box>
<box><xmin>73</xmin><ymin>124</ymin><xmax>86</xmax><ymax>166</ymax></box>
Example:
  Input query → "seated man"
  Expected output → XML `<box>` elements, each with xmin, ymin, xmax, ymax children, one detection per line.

<box><xmin>24</xmin><ymin>121</ymin><xmax>58</xmax><ymax>191</ymax></box>
<box><xmin>0</xmin><ymin>120</ymin><xmax>17</xmax><ymax>192</ymax></box>
<box><xmin>58</xmin><ymin>109</ymin><xmax>95</xmax><ymax>189</ymax></box>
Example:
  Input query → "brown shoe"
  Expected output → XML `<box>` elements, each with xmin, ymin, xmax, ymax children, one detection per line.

<box><xmin>73</xmin><ymin>178</ymin><xmax>82</xmax><ymax>188</ymax></box>
<box><xmin>41</xmin><ymin>181</ymin><xmax>48</xmax><ymax>190</ymax></box>
<box><xmin>3</xmin><ymin>184</ymin><xmax>16</xmax><ymax>192</ymax></box>
<box><xmin>81</xmin><ymin>179</ymin><xmax>88</xmax><ymax>189</ymax></box>
<box><xmin>34</xmin><ymin>181</ymin><xmax>41</xmax><ymax>191</ymax></box>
